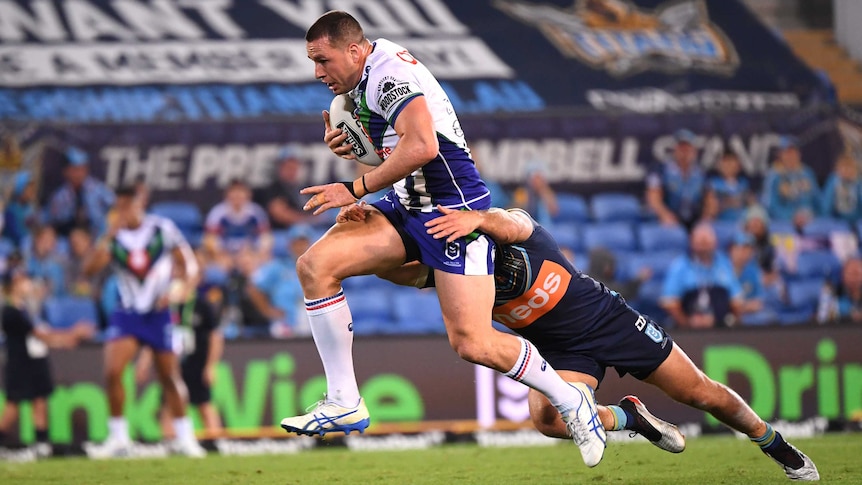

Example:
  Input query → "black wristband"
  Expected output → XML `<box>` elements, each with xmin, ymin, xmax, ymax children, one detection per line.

<box><xmin>341</xmin><ymin>181</ymin><xmax>359</xmax><ymax>199</ymax></box>
<box><xmin>361</xmin><ymin>174</ymin><xmax>371</xmax><ymax>196</ymax></box>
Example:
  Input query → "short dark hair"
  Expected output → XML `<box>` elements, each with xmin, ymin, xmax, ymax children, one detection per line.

<box><xmin>115</xmin><ymin>185</ymin><xmax>137</xmax><ymax>198</ymax></box>
<box><xmin>305</xmin><ymin>10</ymin><xmax>364</xmax><ymax>47</ymax></box>
<box><xmin>721</xmin><ymin>149</ymin><xmax>738</xmax><ymax>159</ymax></box>
<box><xmin>228</xmin><ymin>178</ymin><xmax>248</xmax><ymax>189</ymax></box>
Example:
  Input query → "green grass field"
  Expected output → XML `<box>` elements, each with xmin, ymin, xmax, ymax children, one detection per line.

<box><xmin>1</xmin><ymin>434</ymin><xmax>860</xmax><ymax>484</ymax></box>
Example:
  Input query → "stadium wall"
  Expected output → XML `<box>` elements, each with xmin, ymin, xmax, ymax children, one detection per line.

<box><xmin>0</xmin><ymin>326</ymin><xmax>859</xmax><ymax>446</ymax></box>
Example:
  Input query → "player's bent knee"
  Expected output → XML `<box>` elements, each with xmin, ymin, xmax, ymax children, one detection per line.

<box><xmin>296</xmin><ymin>249</ymin><xmax>340</xmax><ymax>289</ymax></box>
<box><xmin>295</xmin><ymin>251</ymin><xmax>318</xmax><ymax>286</ymax></box>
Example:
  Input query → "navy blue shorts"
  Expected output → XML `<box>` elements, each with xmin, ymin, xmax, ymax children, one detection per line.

<box><xmin>540</xmin><ymin>311</ymin><xmax>674</xmax><ymax>386</ymax></box>
<box><xmin>106</xmin><ymin>309</ymin><xmax>173</xmax><ymax>353</ymax></box>
<box><xmin>371</xmin><ymin>191</ymin><xmax>495</xmax><ymax>275</ymax></box>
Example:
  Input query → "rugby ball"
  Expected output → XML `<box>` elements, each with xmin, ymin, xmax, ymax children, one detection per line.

<box><xmin>329</xmin><ymin>94</ymin><xmax>384</xmax><ymax>166</ymax></box>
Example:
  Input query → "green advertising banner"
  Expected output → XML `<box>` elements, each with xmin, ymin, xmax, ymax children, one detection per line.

<box><xmin>1</xmin><ymin>327</ymin><xmax>860</xmax><ymax>445</ymax></box>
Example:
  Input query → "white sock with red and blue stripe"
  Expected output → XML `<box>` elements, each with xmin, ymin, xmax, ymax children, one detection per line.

<box><xmin>504</xmin><ymin>337</ymin><xmax>583</xmax><ymax>416</ymax></box>
<box><xmin>305</xmin><ymin>289</ymin><xmax>361</xmax><ymax>408</ymax></box>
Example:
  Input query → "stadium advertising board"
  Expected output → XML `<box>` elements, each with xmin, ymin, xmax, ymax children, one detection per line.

<box><xmin>0</xmin><ymin>327</ymin><xmax>859</xmax><ymax>445</ymax></box>
<box><xmin>0</xmin><ymin>0</ymin><xmax>830</xmax><ymax>122</ymax></box>
<box><xmin>10</xmin><ymin>104</ymin><xmax>840</xmax><ymax>207</ymax></box>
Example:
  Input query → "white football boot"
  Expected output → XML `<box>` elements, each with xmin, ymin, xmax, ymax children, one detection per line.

<box><xmin>565</xmin><ymin>382</ymin><xmax>607</xmax><ymax>467</ymax></box>
<box><xmin>170</xmin><ymin>438</ymin><xmax>207</xmax><ymax>458</ymax></box>
<box><xmin>764</xmin><ymin>441</ymin><xmax>820</xmax><ymax>481</ymax></box>
<box><xmin>280</xmin><ymin>397</ymin><xmax>370</xmax><ymax>436</ymax></box>
<box><xmin>618</xmin><ymin>395</ymin><xmax>686</xmax><ymax>453</ymax></box>
<box><xmin>84</xmin><ymin>437</ymin><xmax>132</xmax><ymax>460</ymax></box>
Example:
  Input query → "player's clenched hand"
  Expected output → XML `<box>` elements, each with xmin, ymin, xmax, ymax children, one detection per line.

<box><xmin>337</xmin><ymin>202</ymin><xmax>370</xmax><ymax>223</ymax></box>
<box><xmin>302</xmin><ymin>183</ymin><xmax>357</xmax><ymax>215</ymax></box>
<box><xmin>323</xmin><ymin>110</ymin><xmax>356</xmax><ymax>160</ymax></box>
<box><xmin>425</xmin><ymin>205</ymin><xmax>482</xmax><ymax>243</ymax></box>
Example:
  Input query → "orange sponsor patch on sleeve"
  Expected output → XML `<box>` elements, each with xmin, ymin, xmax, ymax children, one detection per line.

<box><xmin>492</xmin><ymin>260</ymin><xmax>571</xmax><ymax>329</ymax></box>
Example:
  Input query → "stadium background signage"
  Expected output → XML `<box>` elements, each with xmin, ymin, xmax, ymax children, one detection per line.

<box><xmin>17</xmin><ymin>104</ymin><xmax>840</xmax><ymax>207</ymax></box>
<box><xmin>0</xmin><ymin>327</ymin><xmax>859</xmax><ymax>445</ymax></box>
<box><xmin>0</xmin><ymin>0</ymin><xmax>832</xmax><ymax>122</ymax></box>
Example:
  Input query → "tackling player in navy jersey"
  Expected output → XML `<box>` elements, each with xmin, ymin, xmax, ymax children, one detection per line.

<box><xmin>280</xmin><ymin>10</ymin><xmax>606</xmax><ymax>467</ymax></box>
<box><xmin>340</xmin><ymin>203</ymin><xmax>818</xmax><ymax>481</ymax></box>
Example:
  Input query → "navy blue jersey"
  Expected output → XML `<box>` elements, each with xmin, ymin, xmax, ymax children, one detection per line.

<box><xmin>492</xmin><ymin>223</ymin><xmax>634</xmax><ymax>350</ymax></box>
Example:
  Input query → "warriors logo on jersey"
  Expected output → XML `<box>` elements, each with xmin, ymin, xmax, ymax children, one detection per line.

<box><xmin>110</xmin><ymin>228</ymin><xmax>165</xmax><ymax>281</ymax></box>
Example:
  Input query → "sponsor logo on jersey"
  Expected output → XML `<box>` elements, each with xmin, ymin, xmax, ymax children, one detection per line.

<box><xmin>377</xmin><ymin>76</ymin><xmax>415</xmax><ymax>113</ymax></box>
<box><xmin>645</xmin><ymin>322</ymin><xmax>664</xmax><ymax>344</ymax></box>
<box><xmin>495</xmin><ymin>0</ymin><xmax>739</xmax><ymax>77</ymax></box>
<box><xmin>492</xmin><ymin>260</ymin><xmax>571</xmax><ymax>328</ymax></box>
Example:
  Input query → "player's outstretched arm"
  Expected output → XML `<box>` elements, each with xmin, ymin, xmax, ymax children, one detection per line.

<box><xmin>425</xmin><ymin>206</ymin><xmax>534</xmax><ymax>244</ymax></box>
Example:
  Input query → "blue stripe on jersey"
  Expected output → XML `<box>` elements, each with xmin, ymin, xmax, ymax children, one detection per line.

<box><xmin>409</xmin><ymin>135</ymin><xmax>489</xmax><ymax>209</ymax></box>
<box><xmin>388</xmin><ymin>93</ymin><xmax>421</xmax><ymax>126</ymax></box>
<box><xmin>364</xmin><ymin>110</ymin><xmax>389</xmax><ymax>149</ymax></box>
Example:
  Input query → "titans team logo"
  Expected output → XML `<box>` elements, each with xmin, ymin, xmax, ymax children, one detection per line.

<box><xmin>495</xmin><ymin>0</ymin><xmax>739</xmax><ymax>77</ymax></box>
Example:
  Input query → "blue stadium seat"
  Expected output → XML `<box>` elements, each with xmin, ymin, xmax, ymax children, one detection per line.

<box><xmin>181</xmin><ymin>228</ymin><xmax>203</xmax><ymax>248</ymax></box>
<box><xmin>711</xmin><ymin>220</ymin><xmax>740</xmax><ymax>250</ymax></box>
<box><xmin>393</xmin><ymin>290</ymin><xmax>444</xmax><ymax>334</ymax></box>
<box><xmin>785</xmin><ymin>250</ymin><xmax>841</xmax><ymax>282</ymax></box>
<box><xmin>637</xmin><ymin>223</ymin><xmax>688</xmax><ymax>252</ymax></box>
<box><xmin>857</xmin><ymin>220</ymin><xmax>862</xmax><ymax>238</ymax></box>
<box><xmin>342</xmin><ymin>275</ymin><xmax>399</xmax><ymax>292</ymax></box>
<box><xmin>608</xmin><ymin>250</ymin><xmax>638</xmax><ymax>282</ymax></box>
<box><xmin>552</xmin><ymin>194</ymin><xmax>589</xmax><ymax>223</ymax></box>
<box><xmin>149</xmin><ymin>201</ymin><xmax>203</xmax><ymax>232</ymax></box>
<box><xmin>271</xmin><ymin>230</ymin><xmax>292</xmax><ymax>258</ymax></box>
<box><xmin>202</xmin><ymin>265</ymin><xmax>229</xmax><ymax>287</ymax></box>
<box><xmin>627</xmin><ymin>250</ymin><xmax>682</xmax><ymax>282</ymax></box>
<box><xmin>777</xmin><ymin>278</ymin><xmax>823</xmax><ymax>325</ymax></box>
<box><xmin>0</xmin><ymin>237</ymin><xmax>14</xmax><ymax>257</ymax></box>
<box><xmin>803</xmin><ymin>218</ymin><xmax>851</xmax><ymax>238</ymax></box>
<box><xmin>547</xmin><ymin>222</ymin><xmax>581</xmax><ymax>252</ymax></box>
<box><xmin>44</xmin><ymin>296</ymin><xmax>99</xmax><ymax>329</ymax></box>
<box><xmin>784</xmin><ymin>278</ymin><xmax>823</xmax><ymax>308</ymax></box>
<box><xmin>590</xmin><ymin>193</ymin><xmax>642</xmax><ymax>222</ymax></box>
<box><xmin>343</xmin><ymin>289</ymin><xmax>392</xmax><ymax>323</ymax></box>
<box><xmin>582</xmin><ymin>222</ymin><xmax>636</xmax><ymax>252</ymax></box>
<box><xmin>768</xmin><ymin>220</ymin><xmax>794</xmax><ymax>236</ymax></box>
<box><xmin>741</xmin><ymin>309</ymin><xmax>779</xmax><ymax>326</ymax></box>
<box><xmin>571</xmin><ymin>252</ymin><xmax>589</xmax><ymax>271</ymax></box>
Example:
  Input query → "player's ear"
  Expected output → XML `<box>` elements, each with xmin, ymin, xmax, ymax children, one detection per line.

<box><xmin>348</xmin><ymin>43</ymin><xmax>361</xmax><ymax>63</ymax></box>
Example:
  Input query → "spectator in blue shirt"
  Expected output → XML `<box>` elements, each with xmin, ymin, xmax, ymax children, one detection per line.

<box><xmin>703</xmin><ymin>150</ymin><xmax>753</xmax><ymax>223</ymax></box>
<box><xmin>817</xmin><ymin>257</ymin><xmax>862</xmax><ymax>323</ymax></box>
<box><xmin>46</xmin><ymin>148</ymin><xmax>115</xmax><ymax>238</ymax></box>
<box><xmin>820</xmin><ymin>155</ymin><xmax>862</xmax><ymax>223</ymax></box>
<box><xmin>762</xmin><ymin>136</ymin><xmax>820</xmax><ymax>221</ymax></box>
<box><xmin>730</xmin><ymin>232</ymin><xmax>780</xmax><ymax>325</ymax></box>
<box><xmin>661</xmin><ymin>223</ymin><xmax>743</xmax><ymax>328</ymax></box>
<box><xmin>25</xmin><ymin>225</ymin><xmax>66</xmax><ymax>298</ymax></box>
<box><xmin>646</xmin><ymin>129</ymin><xmax>705</xmax><ymax>229</ymax></box>
<box><xmin>511</xmin><ymin>160</ymin><xmax>558</xmax><ymax>226</ymax></box>
<box><xmin>2</xmin><ymin>172</ymin><xmax>39</xmax><ymax>247</ymax></box>
<box><xmin>204</xmin><ymin>179</ymin><xmax>272</xmax><ymax>257</ymax></box>
<box><xmin>245</xmin><ymin>225</ymin><xmax>311</xmax><ymax>338</ymax></box>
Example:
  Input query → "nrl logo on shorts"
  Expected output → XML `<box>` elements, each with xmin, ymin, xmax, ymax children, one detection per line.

<box><xmin>494</xmin><ymin>0</ymin><xmax>739</xmax><ymax>77</ymax></box>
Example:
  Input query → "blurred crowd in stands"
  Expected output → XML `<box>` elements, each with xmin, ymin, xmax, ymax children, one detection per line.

<box><xmin>1</xmin><ymin>130</ymin><xmax>861</xmax><ymax>341</ymax></box>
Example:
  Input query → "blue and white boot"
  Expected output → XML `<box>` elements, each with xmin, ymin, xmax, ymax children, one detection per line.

<box><xmin>280</xmin><ymin>396</ymin><xmax>370</xmax><ymax>436</ymax></box>
<box><xmin>565</xmin><ymin>382</ymin><xmax>607</xmax><ymax>468</ymax></box>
